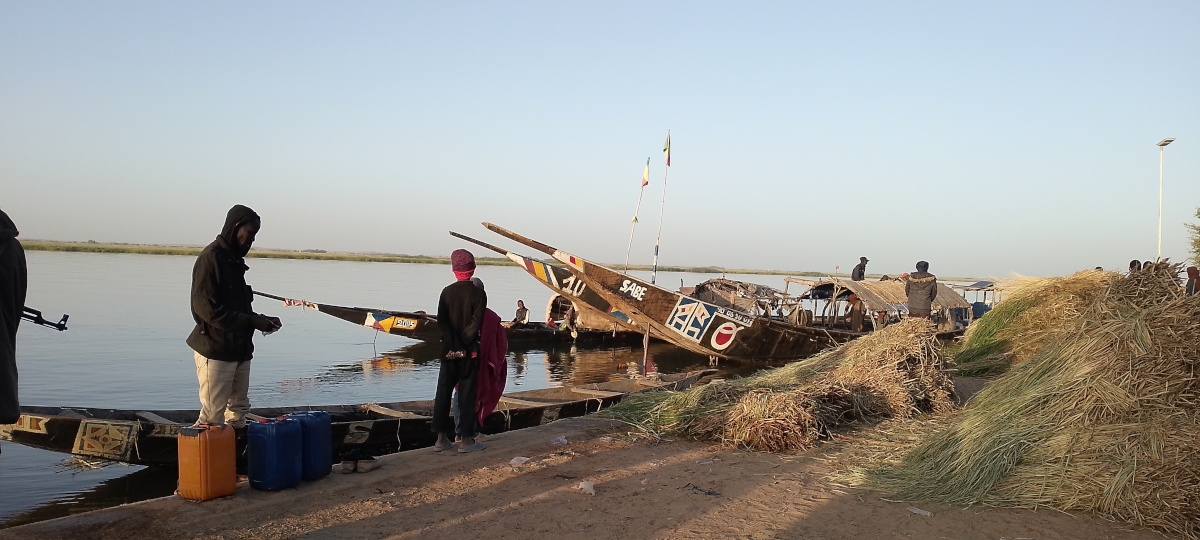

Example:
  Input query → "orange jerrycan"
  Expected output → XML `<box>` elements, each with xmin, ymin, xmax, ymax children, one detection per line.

<box><xmin>177</xmin><ymin>424</ymin><xmax>237</xmax><ymax>501</ymax></box>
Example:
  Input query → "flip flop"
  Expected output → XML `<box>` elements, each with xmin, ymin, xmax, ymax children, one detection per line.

<box><xmin>355</xmin><ymin>457</ymin><xmax>381</xmax><ymax>472</ymax></box>
<box><xmin>433</xmin><ymin>441</ymin><xmax>455</xmax><ymax>452</ymax></box>
<box><xmin>457</xmin><ymin>441</ymin><xmax>486</xmax><ymax>453</ymax></box>
<box><xmin>339</xmin><ymin>461</ymin><xmax>357</xmax><ymax>473</ymax></box>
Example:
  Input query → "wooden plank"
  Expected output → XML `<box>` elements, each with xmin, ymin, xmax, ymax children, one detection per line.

<box><xmin>136</xmin><ymin>411</ymin><xmax>184</xmax><ymax>425</ymax></box>
<box><xmin>569</xmin><ymin>388</ymin><xmax>622</xmax><ymax>398</ymax></box>
<box><xmin>360</xmin><ymin>403</ymin><xmax>428</xmax><ymax>420</ymax></box>
<box><xmin>498</xmin><ymin>397</ymin><xmax>556</xmax><ymax>408</ymax></box>
<box><xmin>244</xmin><ymin>413</ymin><xmax>266</xmax><ymax>422</ymax></box>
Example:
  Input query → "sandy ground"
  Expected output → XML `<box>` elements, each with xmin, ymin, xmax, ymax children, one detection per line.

<box><xmin>1</xmin><ymin>416</ymin><xmax>1168</xmax><ymax>540</ymax></box>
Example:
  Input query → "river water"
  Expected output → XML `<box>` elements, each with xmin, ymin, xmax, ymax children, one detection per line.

<box><xmin>1</xmin><ymin>251</ymin><xmax>793</xmax><ymax>527</ymax></box>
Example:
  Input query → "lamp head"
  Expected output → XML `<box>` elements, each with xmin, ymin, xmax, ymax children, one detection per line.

<box><xmin>1157</xmin><ymin>138</ymin><xmax>1175</xmax><ymax>147</ymax></box>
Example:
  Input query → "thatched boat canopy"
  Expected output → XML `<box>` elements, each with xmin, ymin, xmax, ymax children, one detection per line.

<box><xmin>689</xmin><ymin>278</ymin><xmax>787</xmax><ymax>315</ymax></box>
<box><xmin>798</xmin><ymin>278</ymin><xmax>972</xmax><ymax>313</ymax></box>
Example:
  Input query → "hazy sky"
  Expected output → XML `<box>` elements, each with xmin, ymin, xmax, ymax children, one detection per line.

<box><xmin>3</xmin><ymin>2</ymin><xmax>1197</xmax><ymax>278</ymax></box>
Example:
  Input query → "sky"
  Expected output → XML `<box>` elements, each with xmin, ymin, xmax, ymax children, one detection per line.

<box><xmin>2</xmin><ymin>1</ymin><xmax>1198</xmax><ymax>278</ymax></box>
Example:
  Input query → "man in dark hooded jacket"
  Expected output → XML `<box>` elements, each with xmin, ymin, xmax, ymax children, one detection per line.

<box><xmin>905</xmin><ymin>261</ymin><xmax>938</xmax><ymax>319</ymax></box>
<box><xmin>186</xmin><ymin>205</ymin><xmax>281</xmax><ymax>427</ymax></box>
<box><xmin>0</xmin><ymin>209</ymin><xmax>27</xmax><ymax>425</ymax></box>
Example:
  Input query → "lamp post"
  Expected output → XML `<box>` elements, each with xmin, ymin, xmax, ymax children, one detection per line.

<box><xmin>1157</xmin><ymin>138</ymin><xmax>1175</xmax><ymax>259</ymax></box>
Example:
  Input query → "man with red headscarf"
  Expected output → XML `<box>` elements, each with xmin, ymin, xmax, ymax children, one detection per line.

<box><xmin>1186</xmin><ymin>266</ymin><xmax>1199</xmax><ymax>297</ymax></box>
<box><xmin>434</xmin><ymin>249</ymin><xmax>487</xmax><ymax>453</ymax></box>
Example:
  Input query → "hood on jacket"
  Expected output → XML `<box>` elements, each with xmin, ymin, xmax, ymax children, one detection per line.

<box><xmin>218</xmin><ymin>205</ymin><xmax>260</xmax><ymax>257</ymax></box>
<box><xmin>0</xmin><ymin>209</ymin><xmax>18</xmax><ymax>241</ymax></box>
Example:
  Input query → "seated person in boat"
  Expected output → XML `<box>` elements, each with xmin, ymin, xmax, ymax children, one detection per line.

<box><xmin>434</xmin><ymin>249</ymin><xmax>487</xmax><ymax>453</ymax></box>
<box><xmin>504</xmin><ymin>299</ymin><xmax>530</xmax><ymax>328</ymax></box>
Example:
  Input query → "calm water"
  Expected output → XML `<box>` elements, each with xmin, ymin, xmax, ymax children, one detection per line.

<box><xmin>1</xmin><ymin>251</ymin><xmax>791</xmax><ymax>527</ymax></box>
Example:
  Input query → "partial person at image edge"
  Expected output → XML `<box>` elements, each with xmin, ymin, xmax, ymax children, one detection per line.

<box><xmin>0</xmin><ymin>209</ymin><xmax>27</xmax><ymax>426</ymax></box>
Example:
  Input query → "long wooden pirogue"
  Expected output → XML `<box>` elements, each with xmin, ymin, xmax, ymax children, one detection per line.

<box><xmin>252</xmin><ymin>291</ymin><xmax>643</xmax><ymax>347</ymax></box>
<box><xmin>0</xmin><ymin>369</ymin><xmax>714</xmax><ymax>466</ymax></box>
<box><xmin>479</xmin><ymin>223</ymin><xmax>853</xmax><ymax>361</ymax></box>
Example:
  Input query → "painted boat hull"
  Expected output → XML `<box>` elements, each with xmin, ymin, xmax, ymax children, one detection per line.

<box><xmin>479</xmin><ymin>222</ymin><xmax>855</xmax><ymax>361</ymax></box>
<box><xmin>0</xmin><ymin>370</ymin><xmax>714</xmax><ymax>466</ymax></box>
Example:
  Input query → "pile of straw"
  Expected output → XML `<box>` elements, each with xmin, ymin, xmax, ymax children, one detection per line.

<box><xmin>607</xmin><ymin>317</ymin><xmax>955</xmax><ymax>452</ymax></box>
<box><xmin>872</xmin><ymin>263</ymin><xmax>1200</xmax><ymax>539</ymax></box>
<box><xmin>950</xmin><ymin>269</ymin><xmax>1110</xmax><ymax>374</ymax></box>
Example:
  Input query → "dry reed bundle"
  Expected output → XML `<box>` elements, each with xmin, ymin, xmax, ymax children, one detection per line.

<box><xmin>871</xmin><ymin>263</ymin><xmax>1200</xmax><ymax>539</ymax></box>
<box><xmin>951</xmin><ymin>269</ymin><xmax>1111</xmax><ymax>374</ymax></box>
<box><xmin>606</xmin><ymin>318</ymin><xmax>955</xmax><ymax>452</ymax></box>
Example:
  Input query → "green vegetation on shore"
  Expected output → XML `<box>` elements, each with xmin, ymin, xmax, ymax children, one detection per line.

<box><xmin>20</xmin><ymin>240</ymin><xmax>924</xmax><ymax>278</ymax></box>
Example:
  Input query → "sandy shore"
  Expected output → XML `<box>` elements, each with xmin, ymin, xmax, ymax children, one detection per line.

<box><xmin>0</xmin><ymin>417</ymin><xmax>1166</xmax><ymax>540</ymax></box>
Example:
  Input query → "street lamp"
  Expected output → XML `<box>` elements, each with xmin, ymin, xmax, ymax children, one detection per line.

<box><xmin>1157</xmin><ymin>137</ymin><xmax>1175</xmax><ymax>259</ymax></box>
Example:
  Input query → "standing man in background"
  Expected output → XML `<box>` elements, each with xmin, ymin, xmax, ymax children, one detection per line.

<box><xmin>905</xmin><ymin>261</ymin><xmax>938</xmax><ymax>319</ymax></box>
<box><xmin>851</xmin><ymin>257</ymin><xmax>868</xmax><ymax>281</ymax></box>
<box><xmin>0</xmin><ymin>210</ymin><xmax>27</xmax><ymax>426</ymax></box>
<box><xmin>187</xmin><ymin>205</ymin><xmax>282</xmax><ymax>427</ymax></box>
<box><xmin>434</xmin><ymin>249</ymin><xmax>487</xmax><ymax>453</ymax></box>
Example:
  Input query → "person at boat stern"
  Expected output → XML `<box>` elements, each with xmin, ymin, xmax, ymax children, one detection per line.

<box><xmin>186</xmin><ymin>205</ymin><xmax>282</xmax><ymax>427</ymax></box>
<box><xmin>434</xmin><ymin>249</ymin><xmax>487</xmax><ymax>453</ymax></box>
<box><xmin>851</xmin><ymin>257</ymin><xmax>868</xmax><ymax>281</ymax></box>
<box><xmin>904</xmin><ymin>261</ymin><xmax>938</xmax><ymax>319</ymax></box>
<box><xmin>512</xmin><ymin>299</ymin><xmax>530</xmax><ymax>326</ymax></box>
<box><xmin>0</xmin><ymin>209</ymin><xmax>27</xmax><ymax>426</ymax></box>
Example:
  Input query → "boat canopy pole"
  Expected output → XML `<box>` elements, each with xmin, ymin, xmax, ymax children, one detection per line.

<box><xmin>650</xmin><ymin>131</ymin><xmax>671</xmax><ymax>285</ymax></box>
<box><xmin>624</xmin><ymin>157</ymin><xmax>650</xmax><ymax>273</ymax></box>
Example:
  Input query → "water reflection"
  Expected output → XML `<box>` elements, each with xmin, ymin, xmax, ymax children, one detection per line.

<box><xmin>275</xmin><ymin>340</ymin><xmax>783</xmax><ymax>402</ymax></box>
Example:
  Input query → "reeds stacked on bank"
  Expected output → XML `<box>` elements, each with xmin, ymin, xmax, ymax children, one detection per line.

<box><xmin>607</xmin><ymin>318</ymin><xmax>955</xmax><ymax>452</ymax></box>
<box><xmin>872</xmin><ymin>263</ymin><xmax>1200</xmax><ymax>539</ymax></box>
<box><xmin>950</xmin><ymin>269</ymin><xmax>1110</xmax><ymax>374</ymax></box>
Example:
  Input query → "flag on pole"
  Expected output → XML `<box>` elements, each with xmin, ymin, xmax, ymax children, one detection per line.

<box><xmin>641</xmin><ymin>157</ymin><xmax>649</xmax><ymax>187</ymax></box>
<box><xmin>663</xmin><ymin>132</ymin><xmax>671</xmax><ymax>166</ymax></box>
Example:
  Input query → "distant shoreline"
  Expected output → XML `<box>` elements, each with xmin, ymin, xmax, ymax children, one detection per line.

<box><xmin>22</xmin><ymin>240</ymin><xmax>976</xmax><ymax>280</ymax></box>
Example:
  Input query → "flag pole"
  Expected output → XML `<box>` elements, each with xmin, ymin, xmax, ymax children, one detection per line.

<box><xmin>624</xmin><ymin>157</ymin><xmax>650</xmax><ymax>273</ymax></box>
<box><xmin>650</xmin><ymin>130</ymin><xmax>670</xmax><ymax>285</ymax></box>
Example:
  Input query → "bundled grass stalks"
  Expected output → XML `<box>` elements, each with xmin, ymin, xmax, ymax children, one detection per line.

<box><xmin>606</xmin><ymin>318</ymin><xmax>955</xmax><ymax>452</ymax></box>
<box><xmin>870</xmin><ymin>262</ymin><xmax>1200</xmax><ymax>539</ymax></box>
<box><xmin>951</xmin><ymin>269</ymin><xmax>1111</xmax><ymax>374</ymax></box>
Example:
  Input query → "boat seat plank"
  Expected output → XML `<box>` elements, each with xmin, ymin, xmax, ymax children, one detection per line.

<box><xmin>136</xmin><ymin>411</ymin><xmax>185</xmax><ymax>425</ymax></box>
<box><xmin>244</xmin><ymin>413</ymin><xmax>266</xmax><ymax>422</ymax></box>
<box><xmin>635</xmin><ymin>379</ymin><xmax>667</xmax><ymax>387</ymax></box>
<box><xmin>499</xmin><ymin>397</ymin><xmax>559</xmax><ymax>408</ymax></box>
<box><xmin>360</xmin><ymin>403</ymin><xmax>428</xmax><ymax>420</ymax></box>
<box><xmin>569</xmin><ymin>388</ymin><xmax>622</xmax><ymax>398</ymax></box>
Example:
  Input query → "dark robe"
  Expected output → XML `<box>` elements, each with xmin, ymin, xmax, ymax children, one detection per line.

<box><xmin>475</xmin><ymin>308</ymin><xmax>508</xmax><ymax>425</ymax></box>
<box><xmin>0</xmin><ymin>210</ymin><xmax>27</xmax><ymax>424</ymax></box>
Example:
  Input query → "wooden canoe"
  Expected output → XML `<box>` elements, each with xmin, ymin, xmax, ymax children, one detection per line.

<box><xmin>252</xmin><ymin>291</ymin><xmax>646</xmax><ymax>346</ymax></box>
<box><xmin>479</xmin><ymin>222</ymin><xmax>855</xmax><ymax>361</ymax></box>
<box><xmin>0</xmin><ymin>369</ymin><xmax>715</xmax><ymax>467</ymax></box>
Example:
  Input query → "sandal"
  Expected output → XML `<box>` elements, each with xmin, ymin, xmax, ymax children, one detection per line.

<box><xmin>457</xmin><ymin>441</ymin><xmax>486</xmax><ymax>453</ymax></box>
<box><xmin>355</xmin><ymin>457</ymin><xmax>381</xmax><ymax>472</ymax></box>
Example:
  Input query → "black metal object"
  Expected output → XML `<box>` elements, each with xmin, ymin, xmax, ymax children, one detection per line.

<box><xmin>21</xmin><ymin>307</ymin><xmax>68</xmax><ymax>331</ymax></box>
